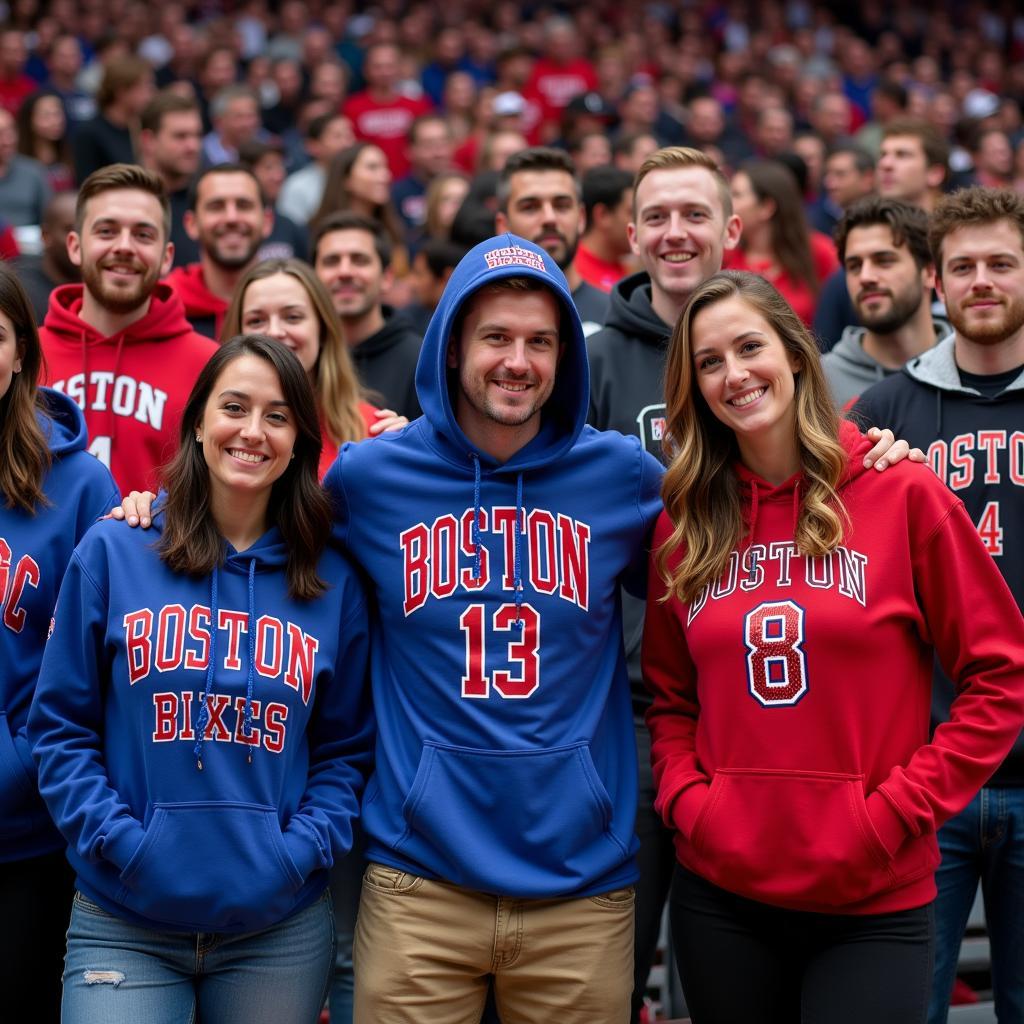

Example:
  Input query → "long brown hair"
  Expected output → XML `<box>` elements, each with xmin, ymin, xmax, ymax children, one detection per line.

<box><xmin>16</xmin><ymin>89</ymin><xmax>72</xmax><ymax>169</ymax></box>
<box><xmin>657</xmin><ymin>272</ymin><xmax>848</xmax><ymax>603</ymax></box>
<box><xmin>0</xmin><ymin>265</ymin><xmax>51</xmax><ymax>513</ymax></box>
<box><xmin>220</xmin><ymin>259</ymin><xmax>366</xmax><ymax>446</ymax></box>
<box><xmin>312</xmin><ymin>142</ymin><xmax>405</xmax><ymax>249</ymax></box>
<box><xmin>159</xmin><ymin>335</ymin><xmax>332</xmax><ymax>600</ymax></box>
<box><xmin>739</xmin><ymin>160</ymin><xmax>818</xmax><ymax>295</ymax></box>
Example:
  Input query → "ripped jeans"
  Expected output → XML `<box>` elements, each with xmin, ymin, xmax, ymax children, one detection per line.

<box><xmin>61</xmin><ymin>890</ymin><xmax>334</xmax><ymax>1024</ymax></box>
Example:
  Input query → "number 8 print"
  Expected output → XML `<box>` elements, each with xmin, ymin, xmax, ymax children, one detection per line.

<box><xmin>744</xmin><ymin>601</ymin><xmax>808</xmax><ymax>706</ymax></box>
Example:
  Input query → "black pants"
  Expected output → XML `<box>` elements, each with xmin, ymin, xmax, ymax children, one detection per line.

<box><xmin>670</xmin><ymin>866</ymin><xmax>934</xmax><ymax>1024</ymax></box>
<box><xmin>0</xmin><ymin>848</ymin><xmax>75</xmax><ymax>1024</ymax></box>
<box><xmin>631</xmin><ymin>720</ymin><xmax>678</xmax><ymax>1022</ymax></box>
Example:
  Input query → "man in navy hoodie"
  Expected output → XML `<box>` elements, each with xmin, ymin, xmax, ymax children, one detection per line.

<box><xmin>328</xmin><ymin>233</ymin><xmax>662</xmax><ymax>1022</ymax></box>
<box><xmin>853</xmin><ymin>187</ymin><xmax>1024</xmax><ymax>1024</ymax></box>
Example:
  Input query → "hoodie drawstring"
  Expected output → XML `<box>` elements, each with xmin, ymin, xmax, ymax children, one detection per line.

<box><xmin>243</xmin><ymin>559</ymin><xmax>256</xmax><ymax>763</ymax></box>
<box><xmin>194</xmin><ymin>569</ymin><xmax>219</xmax><ymax>771</ymax></box>
<box><xmin>471</xmin><ymin>453</ymin><xmax>482</xmax><ymax>580</ymax></box>
<box><xmin>468</xmin><ymin>455</ymin><xmax>525</xmax><ymax>626</ymax></box>
<box><xmin>193</xmin><ymin>560</ymin><xmax>258</xmax><ymax>769</ymax></box>
<box><xmin>513</xmin><ymin>473</ymin><xmax>524</xmax><ymax>625</ymax></box>
<box><xmin>745</xmin><ymin>481</ymin><xmax>760</xmax><ymax>582</ymax></box>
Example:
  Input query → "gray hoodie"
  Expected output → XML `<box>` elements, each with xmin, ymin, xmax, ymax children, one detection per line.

<box><xmin>822</xmin><ymin>318</ymin><xmax>952</xmax><ymax>410</ymax></box>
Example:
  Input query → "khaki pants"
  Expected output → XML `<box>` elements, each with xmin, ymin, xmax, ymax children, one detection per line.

<box><xmin>354</xmin><ymin>862</ymin><xmax>634</xmax><ymax>1024</ymax></box>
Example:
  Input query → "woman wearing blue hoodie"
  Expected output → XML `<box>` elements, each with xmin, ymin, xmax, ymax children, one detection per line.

<box><xmin>29</xmin><ymin>335</ymin><xmax>374</xmax><ymax>1023</ymax></box>
<box><xmin>0</xmin><ymin>265</ymin><xmax>118</xmax><ymax>1023</ymax></box>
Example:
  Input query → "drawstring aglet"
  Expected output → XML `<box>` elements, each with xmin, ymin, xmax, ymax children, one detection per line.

<box><xmin>196</xmin><ymin>758</ymin><xmax>203</xmax><ymax>772</ymax></box>
<box><xmin>247</xmin><ymin>752</ymin><xmax>253</xmax><ymax>765</ymax></box>
<box><xmin>747</xmin><ymin>550</ymin><xmax>758</xmax><ymax>583</ymax></box>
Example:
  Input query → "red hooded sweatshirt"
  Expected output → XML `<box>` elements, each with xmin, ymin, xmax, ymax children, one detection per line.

<box><xmin>164</xmin><ymin>263</ymin><xmax>228</xmax><ymax>340</ymax></box>
<box><xmin>39</xmin><ymin>283</ymin><xmax>217</xmax><ymax>493</ymax></box>
<box><xmin>643</xmin><ymin>425</ymin><xmax>1024</xmax><ymax>915</ymax></box>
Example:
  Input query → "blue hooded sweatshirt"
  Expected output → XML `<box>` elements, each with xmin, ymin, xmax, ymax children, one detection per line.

<box><xmin>1</xmin><ymin>388</ymin><xmax>118</xmax><ymax>863</ymax></box>
<box><xmin>28</xmin><ymin>508</ymin><xmax>374</xmax><ymax>933</ymax></box>
<box><xmin>324</xmin><ymin>234</ymin><xmax>663</xmax><ymax>898</ymax></box>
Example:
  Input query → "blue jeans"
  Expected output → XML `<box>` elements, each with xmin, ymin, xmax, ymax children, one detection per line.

<box><xmin>62</xmin><ymin>890</ymin><xmax>335</xmax><ymax>1024</ymax></box>
<box><xmin>328</xmin><ymin>829</ymin><xmax>365</xmax><ymax>1024</ymax></box>
<box><xmin>929</xmin><ymin>787</ymin><xmax>1024</xmax><ymax>1024</ymax></box>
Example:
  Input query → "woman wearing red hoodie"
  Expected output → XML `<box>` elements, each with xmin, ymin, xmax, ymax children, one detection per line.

<box><xmin>643</xmin><ymin>271</ymin><xmax>1024</xmax><ymax>1024</ymax></box>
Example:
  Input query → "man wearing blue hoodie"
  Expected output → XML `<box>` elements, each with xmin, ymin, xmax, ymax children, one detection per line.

<box><xmin>325</xmin><ymin>233</ymin><xmax>663</xmax><ymax>1022</ymax></box>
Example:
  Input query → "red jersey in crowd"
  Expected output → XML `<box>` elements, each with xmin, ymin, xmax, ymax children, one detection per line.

<box><xmin>164</xmin><ymin>263</ymin><xmax>229</xmax><ymax>341</ymax></box>
<box><xmin>342</xmin><ymin>91</ymin><xmax>433</xmax><ymax>177</ymax></box>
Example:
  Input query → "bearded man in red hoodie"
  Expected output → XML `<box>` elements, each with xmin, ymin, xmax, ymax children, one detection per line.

<box><xmin>39</xmin><ymin>164</ymin><xmax>216</xmax><ymax>493</ymax></box>
<box><xmin>164</xmin><ymin>163</ymin><xmax>272</xmax><ymax>339</ymax></box>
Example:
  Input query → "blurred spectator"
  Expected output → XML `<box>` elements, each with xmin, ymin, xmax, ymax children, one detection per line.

<box><xmin>392</xmin><ymin>114</ymin><xmax>455</xmax><ymax>239</ymax></box>
<box><xmin>560</xmin><ymin>91</ymin><xmax>617</xmax><ymax>153</ymax></box>
<box><xmin>0</xmin><ymin>107</ymin><xmax>53</xmax><ymax>226</ymax></box>
<box><xmin>876</xmin><ymin>117</ymin><xmax>950</xmax><ymax>211</ymax></box>
<box><xmin>421</xmin><ymin>28</ymin><xmax>471</xmax><ymax>107</ymax></box>
<box><xmin>278</xmin><ymin>113</ymin><xmax>355</xmax><ymax>227</ymax></box>
<box><xmin>855</xmin><ymin>80</ymin><xmax>908</xmax><ymax>157</ymax></box>
<box><xmin>0</xmin><ymin>28</ymin><xmax>36</xmax><ymax>116</ymax></box>
<box><xmin>617</xmin><ymin>80</ymin><xmax>683</xmax><ymax>148</ymax></box>
<box><xmin>308</xmin><ymin>59</ymin><xmax>347</xmax><ymax>112</ymax></box>
<box><xmin>17</xmin><ymin>90</ymin><xmax>74</xmax><ymax>192</ymax></box>
<box><xmin>476</xmin><ymin>127</ymin><xmax>527</xmax><ymax>174</ymax></box>
<box><xmin>239</xmin><ymin>138</ymin><xmax>308</xmax><ymax>263</ymax></box>
<box><xmin>569</xmin><ymin>131</ymin><xmax>613</xmax><ymax>175</ymax></box>
<box><xmin>792</xmin><ymin>132</ymin><xmax>828</xmax><ymax>200</ymax></box>
<box><xmin>15</xmin><ymin>191</ymin><xmax>78</xmax><ymax>323</ymax></box>
<box><xmin>813</xmin><ymin>143</ymin><xmax>876</xmax><ymax>235</ymax></box>
<box><xmin>523</xmin><ymin>17</ymin><xmax>598</xmax><ymax>142</ymax></box>
<box><xmin>811</xmin><ymin>91</ymin><xmax>855</xmax><ymax>149</ymax></box>
<box><xmin>454</xmin><ymin>89</ymin><xmax>524</xmax><ymax>174</ymax></box>
<box><xmin>262</xmin><ymin>57</ymin><xmax>305</xmax><ymax>137</ymax></box>
<box><xmin>343</xmin><ymin>42</ymin><xmax>432</xmax><ymax>178</ymax></box>
<box><xmin>420</xmin><ymin>173</ymin><xmax>470</xmax><ymax>244</ymax></box>
<box><xmin>577</xmin><ymin>165</ymin><xmax>634</xmax><ymax>293</ymax></box>
<box><xmin>684</xmin><ymin>94</ymin><xmax>751</xmax><ymax>168</ymax></box>
<box><xmin>154</xmin><ymin>23</ymin><xmax>201</xmax><ymax>91</ymax></box>
<box><xmin>195</xmin><ymin>46</ymin><xmax>239</xmax><ymax>133</ymax></box>
<box><xmin>754</xmin><ymin>107</ymin><xmax>795</xmax><ymax>159</ymax></box>
<box><xmin>970</xmin><ymin>126</ymin><xmax>1014</xmax><ymax>188</ymax></box>
<box><xmin>402</xmin><ymin>237</ymin><xmax>466</xmax><ymax>334</ymax></box>
<box><xmin>44</xmin><ymin>34</ymin><xmax>95</xmax><ymax>128</ymax></box>
<box><xmin>202</xmin><ymin>85</ymin><xmax>263</xmax><ymax>167</ymax></box>
<box><xmin>73</xmin><ymin>56</ymin><xmax>154</xmax><ymax>184</ymax></box>
<box><xmin>613</xmin><ymin>131</ymin><xmax>660</xmax><ymax>175</ymax></box>
<box><xmin>140</xmin><ymin>90</ymin><xmax>203</xmax><ymax>268</ymax></box>
<box><xmin>724</xmin><ymin>159</ymin><xmax>838</xmax><ymax>326</ymax></box>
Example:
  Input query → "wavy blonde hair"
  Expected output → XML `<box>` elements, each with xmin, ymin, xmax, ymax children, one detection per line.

<box><xmin>221</xmin><ymin>259</ymin><xmax>366</xmax><ymax>446</ymax></box>
<box><xmin>657</xmin><ymin>271</ymin><xmax>848</xmax><ymax>603</ymax></box>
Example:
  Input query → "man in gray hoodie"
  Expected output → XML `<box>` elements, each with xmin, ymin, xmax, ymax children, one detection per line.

<box><xmin>824</xmin><ymin>197</ymin><xmax>951</xmax><ymax>410</ymax></box>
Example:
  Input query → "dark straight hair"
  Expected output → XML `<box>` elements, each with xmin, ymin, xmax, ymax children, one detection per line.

<box><xmin>158</xmin><ymin>335</ymin><xmax>332</xmax><ymax>600</ymax></box>
<box><xmin>0</xmin><ymin>264</ymin><xmax>51</xmax><ymax>513</ymax></box>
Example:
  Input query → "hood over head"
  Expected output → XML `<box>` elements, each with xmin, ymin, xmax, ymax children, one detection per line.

<box><xmin>414</xmin><ymin>233</ymin><xmax>589</xmax><ymax>474</ymax></box>
<box><xmin>37</xmin><ymin>387</ymin><xmax>89</xmax><ymax>456</ymax></box>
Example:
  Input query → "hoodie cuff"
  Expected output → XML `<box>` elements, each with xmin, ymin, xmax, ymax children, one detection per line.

<box><xmin>103</xmin><ymin>817</ymin><xmax>147</xmax><ymax>873</ymax></box>
<box><xmin>670</xmin><ymin>781</ymin><xmax>712</xmax><ymax>838</ymax></box>
<box><xmin>282</xmin><ymin>818</ymin><xmax>327</xmax><ymax>884</ymax></box>
<box><xmin>865</xmin><ymin>789</ymin><xmax>909</xmax><ymax>858</ymax></box>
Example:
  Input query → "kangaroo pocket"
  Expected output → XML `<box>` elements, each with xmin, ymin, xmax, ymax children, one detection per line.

<box><xmin>118</xmin><ymin>802</ymin><xmax>304</xmax><ymax>930</ymax></box>
<box><xmin>690</xmin><ymin>769</ymin><xmax>895</xmax><ymax>908</ymax></box>
<box><xmin>0</xmin><ymin>712</ymin><xmax>40</xmax><ymax>836</ymax></box>
<box><xmin>398</xmin><ymin>741</ymin><xmax>628</xmax><ymax>896</ymax></box>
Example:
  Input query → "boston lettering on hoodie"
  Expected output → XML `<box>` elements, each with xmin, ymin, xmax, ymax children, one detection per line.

<box><xmin>29</xmin><ymin>509</ymin><xmax>374</xmax><ymax>934</ymax></box>
<box><xmin>1</xmin><ymin>390</ymin><xmax>118</xmax><ymax>864</ymax></box>
<box><xmin>644</xmin><ymin>425</ymin><xmax>1024</xmax><ymax>916</ymax></box>
<box><xmin>38</xmin><ymin>282</ymin><xmax>216</xmax><ymax>493</ymax></box>
<box><xmin>324</xmin><ymin>234</ymin><xmax>663</xmax><ymax>900</ymax></box>
<box><xmin>853</xmin><ymin>337</ymin><xmax>1024</xmax><ymax>786</ymax></box>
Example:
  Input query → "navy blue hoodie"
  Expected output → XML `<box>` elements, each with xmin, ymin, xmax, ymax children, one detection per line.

<box><xmin>28</xmin><ymin>510</ymin><xmax>374</xmax><ymax>933</ymax></box>
<box><xmin>324</xmin><ymin>234</ymin><xmax>663</xmax><ymax>899</ymax></box>
<box><xmin>1</xmin><ymin>389</ymin><xmax>117</xmax><ymax>863</ymax></box>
